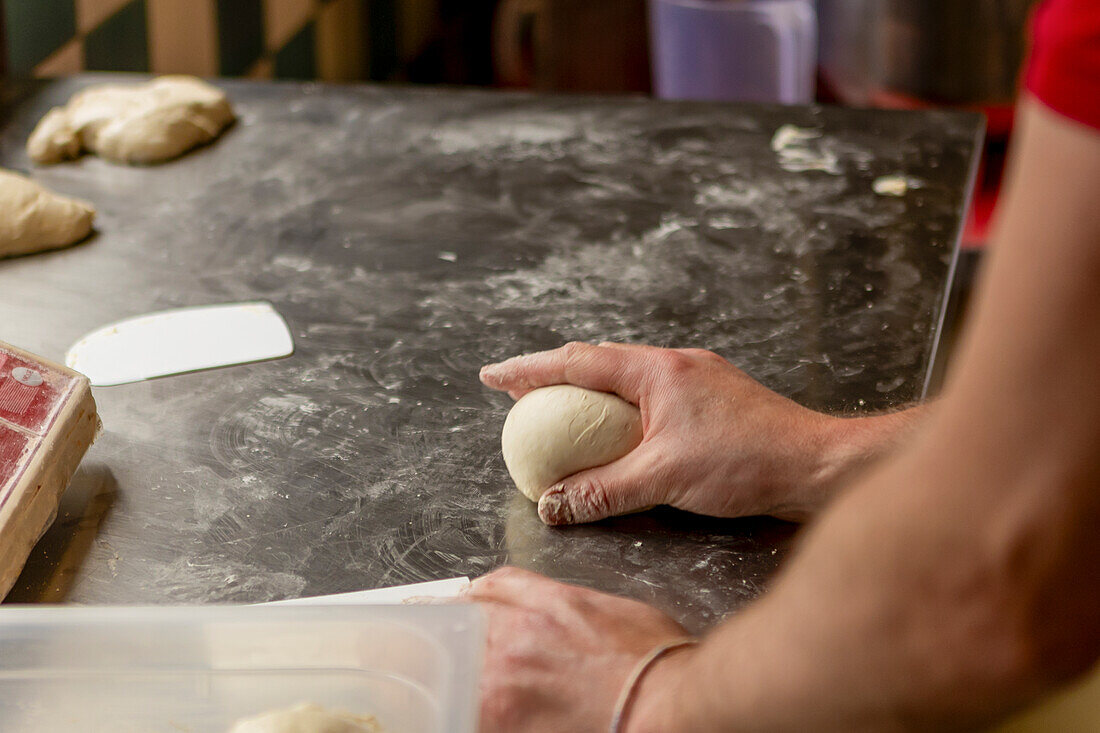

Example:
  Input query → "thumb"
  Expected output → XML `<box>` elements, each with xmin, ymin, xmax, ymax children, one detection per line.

<box><xmin>536</xmin><ymin>452</ymin><xmax>655</xmax><ymax>526</ymax></box>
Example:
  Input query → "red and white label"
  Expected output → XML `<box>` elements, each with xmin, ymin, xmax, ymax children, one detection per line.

<box><xmin>0</xmin><ymin>350</ymin><xmax>77</xmax><ymax>435</ymax></box>
<box><xmin>0</xmin><ymin>345</ymin><xmax>83</xmax><ymax>513</ymax></box>
<box><xmin>0</xmin><ymin>378</ymin><xmax>38</xmax><ymax>417</ymax></box>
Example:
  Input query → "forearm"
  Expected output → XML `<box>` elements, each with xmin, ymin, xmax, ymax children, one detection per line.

<box><xmin>635</xmin><ymin>421</ymin><xmax>1096</xmax><ymax>731</ymax></box>
<box><xmin>633</xmin><ymin>443</ymin><xmax>1055</xmax><ymax>731</ymax></box>
<box><xmin>630</xmin><ymin>98</ymin><xmax>1100</xmax><ymax>730</ymax></box>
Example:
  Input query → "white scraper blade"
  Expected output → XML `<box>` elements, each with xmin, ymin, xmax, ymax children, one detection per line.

<box><xmin>65</xmin><ymin>302</ymin><xmax>294</xmax><ymax>386</ymax></box>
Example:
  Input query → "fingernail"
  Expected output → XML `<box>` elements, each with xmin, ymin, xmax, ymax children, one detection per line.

<box><xmin>538</xmin><ymin>485</ymin><xmax>574</xmax><ymax>525</ymax></box>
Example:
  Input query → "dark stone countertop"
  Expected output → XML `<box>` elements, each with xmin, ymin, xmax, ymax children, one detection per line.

<box><xmin>0</xmin><ymin>76</ymin><xmax>981</xmax><ymax>632</ymax></box>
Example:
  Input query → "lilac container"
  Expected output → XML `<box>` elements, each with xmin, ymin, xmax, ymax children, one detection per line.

<box><xmin>649</xmin><ymin>0</ymin><xmax>817</xmax><ymax>104</ymax></box>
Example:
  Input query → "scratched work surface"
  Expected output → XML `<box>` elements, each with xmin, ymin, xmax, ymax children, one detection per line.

<box><xmin>0</xmin><ymin>76</ymin><xmax>981</xmax><ymax>632</ymax></box>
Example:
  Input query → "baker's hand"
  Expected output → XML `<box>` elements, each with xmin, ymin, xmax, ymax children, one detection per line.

<box><xmin>466</xmin><ymin>567</ymin><xmax>693</xmax><ymax>733</ymax></box>
<box><xmin>482</xmin><ymin>342</ymin><xmax>908</xmax><ymax>524</ymax></box>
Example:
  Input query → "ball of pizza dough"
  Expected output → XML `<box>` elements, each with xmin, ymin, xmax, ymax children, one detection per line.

<box><xmin>0</xmin><ymin>169</ymin><xmax>94</xmax><ymax>258</ymax></box>
<box><xmin>501</xmin><ymin>385</ymin><xmax>642</xmax><ymax>502</ymax></box>
<box><xmin>27</xmin><ymin>75</ymin><xmax>235</xmax><ymax>165</ymax></box>
<box><xmin>227</xmin><ymin>703</ymin><xmax>381</xmax><ymax>733</ymax></box>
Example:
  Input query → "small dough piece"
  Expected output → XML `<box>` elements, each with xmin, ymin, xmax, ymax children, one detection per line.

<box><xmin>501</xmin><ymin>385</ymin><xmax>642</xmax><ymax>502</ymax></box>
<box><xmin>0</xmin><ymin>169</ymin><xmax>95</xmax><ymax>258</ymax></box>
<box><xmin>27</xmin><ymin>75</ymin><xmax>235</xmax><ymax>165</ymax></box>
<box><xmin>227</xmin><ymin>703</ymin><xmax>382</xmax><ymax>733</ymax></box>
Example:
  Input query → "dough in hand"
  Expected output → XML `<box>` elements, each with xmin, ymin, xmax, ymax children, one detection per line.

<box><xmin>501</xmin><ymin>385</ymin><xmax>642</xmax><ymax>502</ymax></box>
<box><xmin>27</xmin><ymin>75</ymin><xmax>235</xmax><ymax>165</ymax></box>
<box><xmin>0</xmin><ymin>168</ymin><xmax>95</xmax><ymax>258</ymax></box>
<box><xmin>227</xmin><ymin>703</ymin><xmax>382</xmax><ymax>733</ymax></box>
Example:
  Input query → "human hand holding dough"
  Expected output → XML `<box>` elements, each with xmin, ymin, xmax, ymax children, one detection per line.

<box><xmin>227</xmin><ymin>703</ymin><xmax>382</xmax><ymax>733</ymax></box>
<box><xmin>27</xmin><ymin>75</ymin><xmax>234</xmax><ymax>165</ymax></box>
<box><xmin>501</xmin><ymin>385</ymin><xmax>643</xmax><ymax>503</ymax></box>
<box><xmin>0</xmin><ymin>169</ymin><xmax>94</xmax><ymax>258</ymax></box>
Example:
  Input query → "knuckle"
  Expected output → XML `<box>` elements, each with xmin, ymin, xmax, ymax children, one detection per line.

<box><xmin>492</xmin><ymin>566</ymin><xmax>523</xmax><ymax>581</ymax></box>
<box><xmin>706</xmin><ymin>352</ymin><xmax>731</xmax><ymax>368</ymax></box>
<box><xmin>661</xmin><ymin>350</ymin><xmax>696</xmax><ymax>376</ymax></box>
<box><xmin>532</xmin><ymin>608</ymin><xmax>568</xmax><ymax>637</ymax></box>
<box><xmin>469</xmin><ymin>575</ymin><xmax>495</xmax><ymax>594</ymax></box>
<box><xmin>500</xmin><ymin>643</ymin><xmax>533</xmax><ymax>667</ymax></box>
<box><xmin>560</xmin><ymin>341</ymin><xmax>597</xmax><ymax>378</ymax></box>
<box><xmin>474</xmin><ymin>567</ymin><xmax>512</xmax><ymax>591</ymax></box>
<box><xmin>481</xmin><ymin>685</ymin><xmax>523</xmax><ymax>729</ymax></box>
<box><xmin>698</xmin><ymin>348</ymin><xmax>727</xmax><ymax>364</ymax></box>
<box><xmin>560</xmin><ymin>341</ymin><xmax>589</xmax><ymax>360</ymax></box>
<box><xmin>673</xmin><ymin>348</ymin><xmax>727</xmax><ymax>367</ymax></box>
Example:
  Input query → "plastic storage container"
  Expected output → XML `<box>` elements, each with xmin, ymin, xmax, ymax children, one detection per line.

<box><xmin>0</xmin><ymin>604</ymin><xmax>484</xmax><ymax>732</ymax></box>
<box><xmin>649</xmin><ymin>0</ymin><xmax>817</xmax><ymax>104</ymax></box>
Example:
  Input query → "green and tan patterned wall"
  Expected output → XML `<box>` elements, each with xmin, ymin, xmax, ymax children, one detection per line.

<box><xmin>1</xmin><ymin>0</ymin><xmax>442</xmax><ymax>81</ymax></box>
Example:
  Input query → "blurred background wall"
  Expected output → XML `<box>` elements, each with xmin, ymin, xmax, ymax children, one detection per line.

<box><xmin>0</xmin><ymin>0</ymin><xmax>649</xmax><ymax>89</ymax></box>
<box><xmin>0</xmin><ymin>0</ymin><xmax>499</xmax><ymax>83</ymax></box>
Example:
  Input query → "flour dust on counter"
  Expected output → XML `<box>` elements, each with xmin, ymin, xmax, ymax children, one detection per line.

<box><xmin>873</xmin><ymin>174</ymin><xmax>923</xmax><ymax>197</ymax></box>
<box><xmin>27</xmin><ymin>76</ymin><xmax>235</xmax><ymax>165</ymax></box>
<box><xmin>770</xmin><ymin>123</ymin><xmax>841</xmax><ymax>174</ymax></box>
<box><xmin>0</xmin><ymin>168</ymin><xmax>95</xmax><ymax>258</ymax></box>
<box><xmin>0</xmin><ymin>78</ymin><xmax>981</xmax><ymax>629</ymax></box>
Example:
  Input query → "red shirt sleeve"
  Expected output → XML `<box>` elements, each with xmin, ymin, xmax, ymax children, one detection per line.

<box><xmin>1025</xmin><ymin>0</ymin><xmax>1100</xmax><ymax>129</ymax></box>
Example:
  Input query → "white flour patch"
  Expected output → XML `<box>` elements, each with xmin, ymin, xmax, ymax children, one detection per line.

<box><xmin>432</xmin><ymin>115</ymin><xmax>577</xmax><ymax>154</ymax></box>
<box><xmin>272</xmin><ymin>254</ymin><xmax>314</xmax><ymax>272</ymax></box>
<box><xmin>694</xmin><ymin>183</ymin><xmax>763</xmax><ymax>208</ymax></box>
<box><xmin>770</xmin><ymin>124</ymin><xmax>840</xmax><ymax>174</ymax></box>
<box><xmin>873</xmin><ymin>174</ymin><xmax>923</xmax><ymax>197</ymax></box>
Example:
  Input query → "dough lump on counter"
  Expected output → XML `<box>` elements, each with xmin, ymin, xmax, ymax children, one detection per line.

<box><xmin>0</xmin><ymin>169</ymin><xmax>94</xmax><ymax>258</ymax></box>
<box><xmin>227</xmin><ymin>703</ymin><xmax>382</xmax><ymax>733</ymax></box>
<box><xmin>27</xmin><ymin>75</ymin><xmax>235</xmax><ymax>165</ymax></box>
<box><xmin>501</xmin><ymin>385</ymin><xmax>642</xmax><ymax>502</ymax></box>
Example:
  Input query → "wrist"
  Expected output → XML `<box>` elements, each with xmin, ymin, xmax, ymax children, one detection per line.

<box><xmin>790</xmin><ymin>409</ymin><xmax>923</xmax><ymax>519</ymax></box>
<box><xmin>763</xmin><ymin>413</ymin><xmax>855</xmax><ymax>520</ymax></box>
<box><xmin>813</xmin><ymin>414</ymin><xmax>876</xmax><ymax>489</ymax></box>
<box><xmin>620</xmin><ymin>642</ymin><xmax>700</xmax><ymax>733</ymax></box>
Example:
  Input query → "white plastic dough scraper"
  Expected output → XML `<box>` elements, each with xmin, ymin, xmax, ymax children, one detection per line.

<box><xmin>260</xmin><ymin>577</ymin><xmax>472</xmax><ymax>606</ymax></box>
<box><xmin>66</xmin><ymin>302</ymin><xmax>294</xmax><ymax>387</ymax></box>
